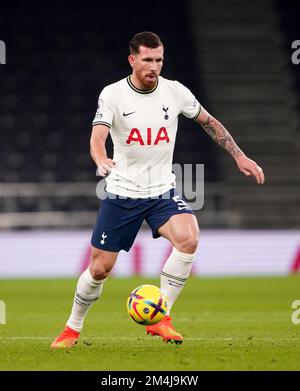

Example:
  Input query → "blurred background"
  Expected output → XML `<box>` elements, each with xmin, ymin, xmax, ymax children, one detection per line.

<box><xmin>0</xmin><ymin>0</ymin><xmax>299</xmax><ymax>278</ymax></box>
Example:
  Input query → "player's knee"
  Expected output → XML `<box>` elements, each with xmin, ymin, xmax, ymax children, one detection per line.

<box><xmin>175</xmin><ymin>233</ymin><xmax>199</xmax><ymax>254</ymax></box>
<box><xmin>89</xmin><ymin>262</ymin><xmax>111</xmax><ymax>280</ymax></box>
<box><xmin>90</xmin><ymin>254</ymin><xmax>112</xmax><ymax>280</ymax></box>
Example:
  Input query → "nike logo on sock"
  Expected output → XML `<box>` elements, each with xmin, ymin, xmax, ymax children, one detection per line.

<box><xmin>123</xmin><ymin>111</ymin><xmax>136</xmax><ymax>117</ymax></box>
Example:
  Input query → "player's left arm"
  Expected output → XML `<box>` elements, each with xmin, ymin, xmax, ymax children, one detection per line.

<box><xmin>194</xmin><ymin>106</ymin><xmax>265</xmax><ymax>184</ymax></box>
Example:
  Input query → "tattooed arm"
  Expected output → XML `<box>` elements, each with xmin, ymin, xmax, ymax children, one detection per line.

<box><xmin>195</xmin><ymin>107</ymin><xmax>265</xmax><ymax>184</ymax></box>
<box><xmin>200</xmin><ymin>115</ymin><xmax>244</xmax><ymax>159</ymax></box>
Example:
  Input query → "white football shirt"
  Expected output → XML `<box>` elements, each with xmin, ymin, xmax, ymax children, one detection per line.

<box><xmin>93</xmin><ymin>76</ymin><xmax>201</xmax><ymax>198</ymax></box>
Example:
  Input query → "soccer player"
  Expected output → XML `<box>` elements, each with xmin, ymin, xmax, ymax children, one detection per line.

<box><xmin>51</xmin><ymin>31</ymin><xmax>264</xmax><ymax>348</ymax></box>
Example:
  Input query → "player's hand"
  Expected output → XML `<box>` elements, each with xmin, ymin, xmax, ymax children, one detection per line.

<box><xmin>97</xmin><ymin>158</ymin><xmax>116</xmax><ymax>177</ymax></box>
<box><xmin>235</xmin><ymin>155</ymin><xmax>265</xmax><ymax>184</ymax></box>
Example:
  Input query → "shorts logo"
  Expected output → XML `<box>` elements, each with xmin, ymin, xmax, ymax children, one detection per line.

<box><xmin>172</xmin><ymin>195</ymin><xmax>188</xmax><ymax>210</ymax></box>
<box><xmin>100</xmin><ymin>232</ymin><xmax>107</xmax><ymax>245</ymax></box>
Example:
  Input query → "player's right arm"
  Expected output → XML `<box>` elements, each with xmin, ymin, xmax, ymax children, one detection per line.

<box><xmin>90</xmin><ymin>124</ymin><xmax>115</xmax><ymax>177</ymax></box>
<box><xmin>90</xmin><ymin>86</ymin><xmax>115</xmax><ymax>176</ymax></box>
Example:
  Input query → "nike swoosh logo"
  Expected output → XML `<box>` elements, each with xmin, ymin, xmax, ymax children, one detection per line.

<box><xmin>123</xmin><ymin>111</ymin><xmax>136</xmax><ymax>117</ymax></box>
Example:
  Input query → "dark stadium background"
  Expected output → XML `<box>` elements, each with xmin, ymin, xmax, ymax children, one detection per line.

<box><xmin>0</xmin><ymin>0</ymin><xmax>299</xmax><ymax>231</ymax></box>
<box><xmin>0</xmin><ymin>0</ymin><xmax>299</xmax><ymax>375</ymax></box>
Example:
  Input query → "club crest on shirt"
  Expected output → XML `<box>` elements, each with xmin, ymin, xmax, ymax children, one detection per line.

<box><xmin>162</xmin><ymin>105</ymin><xmax>169</xmax><ymax>120</ymax></box>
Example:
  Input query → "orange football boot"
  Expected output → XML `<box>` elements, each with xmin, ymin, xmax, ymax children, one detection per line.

<box><xmin>146</xmin><ymin>315</ymin><xmax>183</xmax><ymax>344</ymax></box>
<box><xmin>51</xmin><ymin>325</ymin><xmax>80</xmax><ymax>349</ymax></box>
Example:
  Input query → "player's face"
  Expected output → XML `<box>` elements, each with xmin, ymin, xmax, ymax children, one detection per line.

<box><xmin>128</xmin><ymin>45</ymin><xmax>164</xmax><ymax>90</ymax></box>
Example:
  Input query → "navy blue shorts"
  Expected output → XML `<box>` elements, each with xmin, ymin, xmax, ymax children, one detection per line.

<box><xmin>91</xmin><ymin>189</ymin><xmax>194</xmax><ymax>252</ymax></box>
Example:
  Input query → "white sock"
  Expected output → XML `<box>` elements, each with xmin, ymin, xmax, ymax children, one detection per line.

<box><xmin>160</xmin><ymin>247</ymin><xmax>196</xmax><ymax>315</ymax></box>
<box><xmin>66</xmin><ymin>268</ymin><xmax>104</xmax><ymax>332</ymax></box>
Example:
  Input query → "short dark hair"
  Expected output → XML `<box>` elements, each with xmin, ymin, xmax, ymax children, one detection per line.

<box><xmin>129</xmin><ymin>31</ymin><xmax>163</xmax><ymax>54</ymax></box>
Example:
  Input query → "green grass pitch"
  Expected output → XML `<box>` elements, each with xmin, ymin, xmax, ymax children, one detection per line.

<box><xmin>0</xmin><ymin>276</ymin><xmax>299</xmax><ymax>371</ymax></box>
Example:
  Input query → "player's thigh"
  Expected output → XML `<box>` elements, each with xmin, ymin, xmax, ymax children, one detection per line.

<box><xmin>91</xmin><ymin>194</ymin><xmax>144</xmax><ymax>252</ymax></box>
<box><xmin>158</xmin><ymin>213</ymin><xmax>199</xmax><ymax>251</ymax></box>
<box><xmin>90</xmin><ymin>245</ymin><xmax>119</xmax><ymax>278</ymax></box>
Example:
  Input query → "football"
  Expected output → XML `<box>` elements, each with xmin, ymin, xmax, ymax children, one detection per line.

<box><xmin>127</xmin><ymin>284</ymin><xmax>168</xmax><ymax>325</ymax></box>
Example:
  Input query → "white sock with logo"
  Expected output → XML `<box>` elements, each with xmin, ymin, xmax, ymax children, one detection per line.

<box><xmin>66</xmin><ymin>268</ymin><xmax>104</xmax><ymax>332</ymax></box>
<box><xmin>160</xmin><ymin>247</ymin><xmax>197</xmax><ymax>315</ymax></box>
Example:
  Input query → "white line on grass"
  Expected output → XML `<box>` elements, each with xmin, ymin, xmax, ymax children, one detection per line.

<box><xmin>0</xmin><ymin>336</ymin><xmax>299</xmax><ymax>341</ymax></box>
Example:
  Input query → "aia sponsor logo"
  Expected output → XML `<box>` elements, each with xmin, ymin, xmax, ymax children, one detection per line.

<box><xmin>126</xmin><ymin>127</ymin><xmax>170</xmax><ymax>145</ymax></box>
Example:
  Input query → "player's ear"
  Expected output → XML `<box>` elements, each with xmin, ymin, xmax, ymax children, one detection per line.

<box><xmin>128</xmin><ymin>54</ymin><xmax>135</xmax><ymax>68</ymax></box>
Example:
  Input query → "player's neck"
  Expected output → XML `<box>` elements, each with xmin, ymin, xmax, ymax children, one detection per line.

<box><xmin>130</xmin><ymin>74</ymin><xmax>157</xmax><ymax>92</ymax></box>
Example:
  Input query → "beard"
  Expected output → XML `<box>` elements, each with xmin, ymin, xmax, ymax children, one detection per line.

<box><xmin>139</xmin><ymin>73</ymin><xmax>158</xmax><ymax>90</ymax></box>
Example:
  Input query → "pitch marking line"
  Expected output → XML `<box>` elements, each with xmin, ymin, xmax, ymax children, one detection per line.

<box><xmin>0</xmin><ymin>336</ymin><xmax>298</xmax><ymax>341</ymax></box>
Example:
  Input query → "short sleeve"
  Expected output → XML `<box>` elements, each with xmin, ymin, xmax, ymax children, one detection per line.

<box><xmin>176</xmin><ymin>81</ymin><xmax>201</xmax><ymax>119</ymax></box>
<box><xmin>92</xmin><ymin>86</ymin><xmax>114</xmax><ymax>128</ymax></box>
